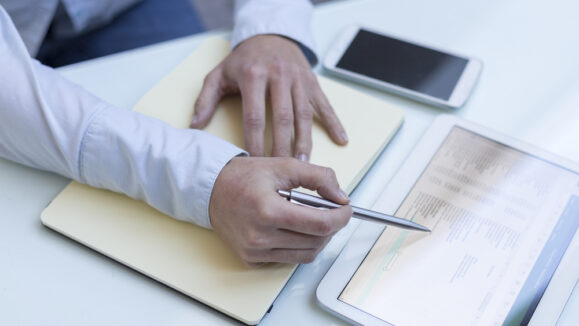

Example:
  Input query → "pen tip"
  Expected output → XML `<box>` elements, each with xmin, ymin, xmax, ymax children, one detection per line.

<box><xmin>417</xmin><ymin>225</ymin><xmax>431</xmax><ymax>232</ymax></box>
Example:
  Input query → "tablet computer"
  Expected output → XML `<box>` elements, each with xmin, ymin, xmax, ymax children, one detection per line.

<box><xmin>317</xmin><ymin>114</ymin><xmax>579</xmax><ymax>325</ymax></box>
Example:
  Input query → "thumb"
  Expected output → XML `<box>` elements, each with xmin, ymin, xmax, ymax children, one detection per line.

<box><xmin>190</xmin><ymin>69</ymin><xmax>224</xmax><ymax>129</ymax></box>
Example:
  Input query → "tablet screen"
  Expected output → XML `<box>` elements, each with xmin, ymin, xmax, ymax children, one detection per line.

<box><xmin>339</xmin><ymin>127</ymin><xmax>579</xmax><ymax>325</ymax></box>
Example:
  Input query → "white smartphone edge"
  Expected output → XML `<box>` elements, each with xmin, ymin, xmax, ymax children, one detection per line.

<box><xmin>323</xmin><ymin>25</ymin><xmax>483</xmax><ymax>109</ymax></box>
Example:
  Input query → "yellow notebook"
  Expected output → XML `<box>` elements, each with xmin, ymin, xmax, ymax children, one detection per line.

<box><xmin>41</xmin><ymin>37</ymin><xmax>404</xmax><ymax>325</ymax></box>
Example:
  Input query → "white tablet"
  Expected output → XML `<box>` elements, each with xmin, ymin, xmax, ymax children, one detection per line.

<box><xmin>317</xmin><ymin>114</ymin><xmax>579</xmax><ymax>325</ymax></box>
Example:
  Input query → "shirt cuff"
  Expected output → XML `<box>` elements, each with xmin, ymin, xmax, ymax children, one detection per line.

<box><xmin>231</xmin><ymin>0</ymin><xmax>318</xmax><ymax>65</ymax></box>
<box><xmin>79</xmin><ymin>105</ymin><xmax>245</xmax><ymax>229</ymax></box>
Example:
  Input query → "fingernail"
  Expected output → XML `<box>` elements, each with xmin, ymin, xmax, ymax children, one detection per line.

<box><xmin>339</xmin><ymin>132</ymin><xmax>349</xmax><ymax>143</ymax></box>
<box><xmin>297</xmin><ymin>153</ymin><xmax>308</xmax><ymax>162</ymax></box>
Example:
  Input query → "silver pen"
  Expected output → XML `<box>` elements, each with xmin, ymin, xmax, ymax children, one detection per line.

<box><xmin>277</xmin><ymin>189</ymin><xmax>430</xmax><ymax>232</ymax></box>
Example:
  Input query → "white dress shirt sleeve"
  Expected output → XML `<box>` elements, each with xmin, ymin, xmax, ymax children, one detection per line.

<box><xmin>231</xmin><ymin>0</ymin><xmax>318</xmax><ymax>65</ymax></box>
<box><xmin>0</xmin><ymin>6</ymin><xmax>245</xmax><ymax>229</ymax></box>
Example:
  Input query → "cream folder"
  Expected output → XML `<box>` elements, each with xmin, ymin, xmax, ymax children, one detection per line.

<box><xmin>41</xmin><ymin>37</ymin><xmax>404</xmax><ymax>324</ymax></box>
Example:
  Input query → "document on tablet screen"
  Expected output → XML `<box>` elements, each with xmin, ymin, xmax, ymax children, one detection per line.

<box><xmin>339</xmin><ymin>127</ymin><xmax>579</xmax><ymax>325</ymax></box>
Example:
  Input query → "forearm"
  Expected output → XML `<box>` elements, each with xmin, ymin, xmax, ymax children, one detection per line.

<box><xmin>0</xmin><ymin>6</ymin><xmax>243</xmax><ymax>228</ymax></box>
<box><xmin>231</xmin><ymin>0</ymin><xmax>318</xmax><ymax>64</ymax></box>
<box><xmin>81</xmin><ymin>106</ymin><xmax>243</xmax><ymax>228</ymax></box>
<box><xmin>0</xmin><ymin>11</ymin><xmax>102</xmax><ymax>180</ymax></box>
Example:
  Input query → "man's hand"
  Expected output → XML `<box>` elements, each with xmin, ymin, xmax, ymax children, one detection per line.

<box><xmin>190</xmin><ymin>35</ymin><xmax>348</xmax><ymax>161</ymax></box>
<box><xmin>209</xmin><ymin>157</ymin><xmax>352</xmax><ymax>266</ymax></box>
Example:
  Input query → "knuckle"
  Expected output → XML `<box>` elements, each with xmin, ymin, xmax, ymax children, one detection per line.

<box><xmin>243</xmin><ymin>111</ymin><xmax>265</xmax><ymax>128</ymax></box>
<box><xmin>301</xmin><ymin>251</ymin><xmax>317</xmax><ymax>264</ymax></box>
<box><xmin>271</xmin><ymin>58</ymin><xmax>286</xmax><ymax>76</ymax></box>
<box><xmin>274</xmin><ymin>109</ymin><xmax>293</xmax><ymax>126</ymax></box>
<box><xmin>242</xmin><ymin>256</ymin><xmax>261</xmax><ymax>267</ymax></box>
<box><xmin>245</xmin><ymin>261</ymin><xmax>265</xmax><ymax>268</ymax></box>
<box><xmin>323</xmin><ymin>167</ymin><xmax>337</xmax><ymax>181</ymax></box>
<box><xmin>246</xmin><ymin>230</ymin><xmax>267</xmax><ymax>249</ymax></box>
<box><xmin>290</xmin><ymin>64</ymin><xmax>302</xmax><ymax>77</ymax></box>
<box><xmin>257</xmin><ymin>202</ymin><xmax>277</xmax><ymax>226</ymax></box>
<box><xmin>295</xmin><ymin>107</ymin><xmax>313</xmax><ymax>121</ymax></box>
<box><xmin>238</xmin><ymin>246</ymin><xmax>262</xmax><ymax>265</ymax></box>
<box><xmin>316</xmin><ymin>102</ymin><xmax>331</xmax><ymax>116</ymax></box>
<box><xmin>238</xmin><ymin>250</ymin><xmax>252</xmax><ymax>264</ymax></box>
<box><xmin>242</xmin><ymin>64</ymin><xmax>267</xmax><ymax>82</ymax></box>
<box><xmin>314</xmin><ymin>219</ymin><xmax>333</xmax><ymax>236</ymax></box>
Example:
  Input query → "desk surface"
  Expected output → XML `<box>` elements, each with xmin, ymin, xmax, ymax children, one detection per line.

<box><xmin>1</xmin><ymin>0</ymin><xmax>578</xmax><ymax>325</ymax></box>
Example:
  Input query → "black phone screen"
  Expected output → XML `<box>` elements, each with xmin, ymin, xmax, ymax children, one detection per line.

<box><xmin>336</xmin><ymin>29</ymin><xmax>468</xmax><ymax>101</ymax></box>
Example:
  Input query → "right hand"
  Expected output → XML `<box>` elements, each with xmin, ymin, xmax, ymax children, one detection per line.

<box><xmin>209</xmin><ymin>156</ymin><xmax>352</xmax><ymax>266</ymax></box>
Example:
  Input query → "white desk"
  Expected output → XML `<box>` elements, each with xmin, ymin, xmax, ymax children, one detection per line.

<box><xmin>2</xmin><ymin>0</ymin><xmax>578</xmax><ymax>324</ymax></box>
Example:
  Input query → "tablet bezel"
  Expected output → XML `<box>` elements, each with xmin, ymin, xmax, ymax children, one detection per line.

<box><xmin>316</xmin><ymin>114</ymin><xmax>579</xmax><ymax>326</ymax></box>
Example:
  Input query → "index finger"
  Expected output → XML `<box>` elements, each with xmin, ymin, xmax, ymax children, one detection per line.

<box><xmin>312</xmin><ymin>88</ymin><xmax>349</xmax><ymax>146</ymax></box>
<box><xmin>275</xmin><ymin>196</ymin><xmax>352</xmax><ymax>236</ymax></box>
<box><xmin>276</xmin><ymin>160</ymin><xmax>349</xmax><ymax>205</ymax></box>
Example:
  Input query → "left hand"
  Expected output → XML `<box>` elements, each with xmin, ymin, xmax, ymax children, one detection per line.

<box><xmin>190</xmin><ymin>34</ymin><xmax>348</xmax><ymax>161</ymax></box>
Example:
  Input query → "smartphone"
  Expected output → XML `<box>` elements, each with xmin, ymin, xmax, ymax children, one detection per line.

<box><xmin>324</xmin><ymin>26</ymin><xmax>482</xmax><ymax>109</ymax></box>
